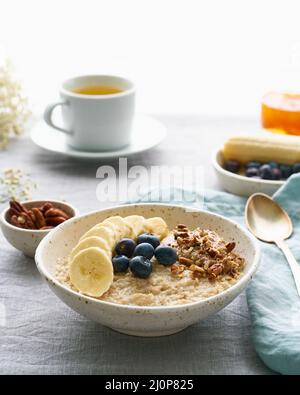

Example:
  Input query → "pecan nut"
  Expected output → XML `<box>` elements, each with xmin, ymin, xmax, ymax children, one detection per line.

<box><xmin>10</xmin><ymin>200</ymin><xmax>28</xmax><ymax>214</ymax></box>
<box><xmin>46</xmin><ymin>216</ymin><xmax>67</xmax><ymax>226</ymax></box>
<box><xmin>40</xmin><ymin>202</ymin><xmax>53</xmax><ymax>214</ymax></box>
<box><xmin>10</xmin><ymin>215</ymin><xmax>24</xmax><ymax>228</ymax></box>
<box><xmin>8</xmin><ymin>200</ymin><xmax>72</xmax><ymax>230</ymax></box>
<box><xmin>31</xmin><ymin>208</ymin><xmax>46</xmax><ymax>229</ymax></box>
<box><xmin>45</xmin><ymin>208</ymin><xmax>69</xmax><ymax>219</ymax></box>
<box><xmin>226</xmin><ymin>242</ymin><xmax>236</xmax><ymax>253</ymax></box>
<box><xmin>8</xmin><ymin>207</ymin><xmax>22</xmax><ymax>217</ymax></box>
<box><xmin>18</xmin><ymin>212</ymin><xmax>36</xmax><ymax>229</ymax></box>
<box><xmin>208</xmin><ymin>263</ymin><xmax>224</xmax><ymax>277</ymax></box>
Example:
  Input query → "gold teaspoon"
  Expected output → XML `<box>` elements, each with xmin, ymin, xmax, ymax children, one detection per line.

<box><xmin>245</xmin><ymin>193</ymin><xmax>300</xmax><ymax>297</ymax></box>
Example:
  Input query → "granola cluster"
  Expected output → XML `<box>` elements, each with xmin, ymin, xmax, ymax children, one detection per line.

<box><xmin>166</xmin><ymin>224</ymin><xmax>244</xmax><ymax>280</ymax></box>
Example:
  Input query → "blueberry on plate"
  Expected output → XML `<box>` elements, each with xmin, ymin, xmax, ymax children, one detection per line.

<box><xmin>268</xmin><ymin>161</ymin><xmax>279</xmax><ymax>169</ymax></box>
<box><xmin>293</xmin><ymin>163</ymin><xmax>300</xmax><ymax>174</ymax></box>
<box><xmin>280</xmin><ymin>164</ymin><xmax>292</xmax><ymax>179</ymax></box>
<box><xmin>154</xmin><ymin>246</ymin><xmax>177</xmax><ymax>266</ymax></box>
<box><xmin>133</xmin><ymin>242</ymin><xmax>154</xmax><ymax>259</ymax></box>
<box><xmin>245</xmin><ymin>161</ymin><xmax>261</xmax><ymax>169</ymax></box>
<box><xmin>259</xmin><ymin>164</ymin><xmax>274</xmax><ymax>180</ymax></box>
<box><xmin>129</xmin><ymin>256</ymin><xmax>152</xmax><ymax>278</ymax></box>
<box><xmin>112</xmin><ymin>255</ymin><xmax>130</xmax><ymax>273</ymax></box>
<box><xmin>271</xmin><ymin>167</ymin><xmax>282</xmax><ymax>180</ymax></box>
<box><xmin>245</xmin><ymin>167</ymin><xmax>259</xmax><ymax>178</ymax></box>
<box><xmin>115</xmin><ymin>238</ymin><xmax>136</xmax><ymax>258</ymax></box>
<box><xmin>224</xmin><ymin>160</ymin><xmax>241</xmax><ymax>173</ymax></box>
<box><xmin>137</xmin><ymin>233</ymin><xmax>160</xmax><ymax>249</ymax></box>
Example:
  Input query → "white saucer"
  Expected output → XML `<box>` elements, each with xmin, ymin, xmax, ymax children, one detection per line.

<box><xmin>30</xmin><ymin>115</ymin><xmax>167</xmax><ymax>159</ymax></box>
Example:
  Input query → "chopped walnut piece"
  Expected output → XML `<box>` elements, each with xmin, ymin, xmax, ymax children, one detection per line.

<box><xmin>189</xmin><ymin>264</ymin><xmax>205</xmax><ymax>273</ymax></box>
<box><xmin>202</xmin><ymin>236</ymin><xmax>209</xmax><ymax>244</ymax></box>
<box><xmin>207</xmin><ymin>248</ymin><xmax>218</xmax><ymax>258</ymax></box>
<box><xmin>168</xmin><ymin>225</ymin><xmax>244</xmax><ymax>281</ymax></box>
<box><xmin>171</xmin><ymin>264</ymin><xmax>185</xmax><ymax>276</ymax></box>
<box><xmin>192</xmin><ymin>272</ymin><xmax>201</xmax><ymax>279</ymax></box>
<box><xmin>176</xmin><ymin>232</ymin><xmax>189</xmax><ymax>238</ymax></box>
<box><xmin>179</xmin><ymin>256</ymin><xmax>194</xmax><ymax>266</ymax></box>
<box><xmin>177</xmin><ymin>224</ymin><xmax>188</xmax><ymax>230</ymax></box>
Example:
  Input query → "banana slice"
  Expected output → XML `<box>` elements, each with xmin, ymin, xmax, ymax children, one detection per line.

<box><xmin>124</xmin><ymin>215</ymin><xmax>146</xmax><ymax>239</ymax></box>
<box><xmin>100</xmin><ymin>221</ymin><xmax>120</xmax><ymax>241</ymax></box>
<box><xmin>145</xmin><ymin>217</ymin><xmax>169</xmax><ymax>240</ymax></box>
<box><xmin>79</xmin><ymin>223</ymin><xmax>116</xmax><ymax>249</ymax></box>
<box><xmin>103</xmin><ymin>216</ymin><xmax>133</xmax><ymax>239</ymax></box>
<box><xmin>70</xmin><ymin>236</ymin><xmax>111</xmax><ymax>261</ymax></box>
<box><xmin>69</xmin><ymin>247</ymin><xmax>113</xmax><ymax>297</ymax></box>
<box><xmin>79</xmin><ymin>223</ymin><xmax>103</xmax><ymax>241</ymax></box>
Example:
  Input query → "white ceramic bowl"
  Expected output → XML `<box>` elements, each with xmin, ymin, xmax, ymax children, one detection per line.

<box><xmin>35</xmin><ymin>203</ymin><xmax>260</xmax><ymax>337</ymax></box>
<box><xmin>0</xmin><ymin>200</ymin><xmax>79</xmax><ymax>257</ymax></box>
<box><xmin>213</xmin><ymin>149</ymin><xmax>284</xmax><ymax>197</ymax></box>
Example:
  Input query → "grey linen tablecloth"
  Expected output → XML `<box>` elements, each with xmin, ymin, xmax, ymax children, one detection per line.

<box><xmin>0</xmin><ymin>115</ymin><xmax>274</xmax><ymax>375</ymax></box>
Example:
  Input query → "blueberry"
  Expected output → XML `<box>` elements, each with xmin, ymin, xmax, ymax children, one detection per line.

<box><xmin>259</xmin><ymin>164</ymin><xmax>274</xmax><ymax>180</ymax></box>
<box><xmin>115</xmin><ymin>238</ymin><xmax>136</xmax><ymax>258</ymax></box>
<box><xmin>133</xmin><ymin>242</ymin><xmax>154</xmax><ymax>259</ymax></box>
<box><xmin>112</xmin><ymin>255</ymin><xmax>129</xmax><ymax>273</ymax></box>
<box><xmin>154</xmin><ymin>246</ymin><xmax>178</xmax><ymax>266</ymax></box>
<box><xmin>268</xmin><ymin>161</ymin><xmax>279</xmax><ymax>169</ymax></box>
<box><xmin>224</xmin><ymin>160</ymin><xmax>241</xmax><ymax>173</ymax></box>
<box><xmin>129</xmin><ymin>256</ymin><xmax>152</xmax><ymax>278</ymax></box>
<box><xmin>245</xmin><ymin>167</ymin><xmax>259</xmax><ymax>178</ymax></box>
<box><xmin>137</xmin><ymin>233</ymin><xmax>160</xmax><ymax>249</ymax></box>
<box><xmin>279</xmin><ymin>164</ymin><xmax>292</xmax><ymax>179</ymax></box>
<box><xmin>271</xmin><ymin>167</ymin><xmax>282</xmax><ymax>180</ymax></box>
<box><xmin>293</xmin><ymin>163</ymin><xmax>300</xmax><ymax>174</ymax></box>
<box><xmin>245</xmin><ymin>161</ymin><xmax>261</xmax><ymax>169</ymax></box>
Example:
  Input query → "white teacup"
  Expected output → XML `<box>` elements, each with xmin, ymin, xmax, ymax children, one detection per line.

<box><xmin>44</xmin><ymin>75</ymin><xmax>135</xmax><ymax>152</ymax></box>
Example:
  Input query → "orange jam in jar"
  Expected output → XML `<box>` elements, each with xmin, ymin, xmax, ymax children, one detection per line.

<box><xmin>262</xmin><ymin>92</ymin><xmax>300</xmax><ymax>135</ymax></box>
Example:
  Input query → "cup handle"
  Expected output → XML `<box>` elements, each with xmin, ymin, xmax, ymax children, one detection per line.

<box><xmin>44</xmin><ymin>101</ymin><xmax>73</xmax><ymax>135</ymax></box>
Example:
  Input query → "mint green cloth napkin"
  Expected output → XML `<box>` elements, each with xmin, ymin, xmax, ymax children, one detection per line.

<box><xmin>129</xmin><ymin>174</ymin><xmax>300</xmax><ymax>375</ymax></box>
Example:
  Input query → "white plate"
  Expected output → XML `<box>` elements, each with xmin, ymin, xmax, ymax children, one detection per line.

<box><xmin>30</xmin><ymin>115</ymin><xmax>167</xmax><ymax>159</ymax></box>
<box><xmin>212</xmin><ymin>149</ymin><xmax>284</xmax><ymax>197</ymax></box>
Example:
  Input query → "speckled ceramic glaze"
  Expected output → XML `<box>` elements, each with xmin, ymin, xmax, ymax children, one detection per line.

<box><xmin>35</xmin><ymin>204</ymin><xmax>260</xmax><ymax>337</ymax></box>
<box><xmin>213</xmin><ymin>149</ymin><xmax>284</xmax><ymax>197</ymax></box>
<box><xmin>0</xmin><ymin>200</ymin><xmax>79</xmax><ymax>258</ymax></box>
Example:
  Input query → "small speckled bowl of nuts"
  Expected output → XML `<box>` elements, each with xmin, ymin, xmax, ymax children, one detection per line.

<box><xmin>0</xmin><ymin>200</ymin><xmax>79</xmax><ymax>257</ymax></box>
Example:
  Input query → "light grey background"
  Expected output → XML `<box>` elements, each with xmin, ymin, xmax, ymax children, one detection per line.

<box><xmin>0</xmin><ymin>116</ymin><xmax>274</xmax><ymax>374</ymax></box>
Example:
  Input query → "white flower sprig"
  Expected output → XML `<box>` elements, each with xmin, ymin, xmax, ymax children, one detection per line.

<box><xmin>0</xmin><ymin>59</ymin><xmax>31</xmax><ymax>149</ymax></box>
<box><xmin>0</xmin><ymin>168</ymin><xmax>36</xmax><ymax>203</ymax></box>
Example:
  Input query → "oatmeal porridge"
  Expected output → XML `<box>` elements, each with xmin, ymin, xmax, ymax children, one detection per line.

<box><xmin>55</xmin><ymin>215</ymin><xmax>245</xmax><ymax>307</ymax></box>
